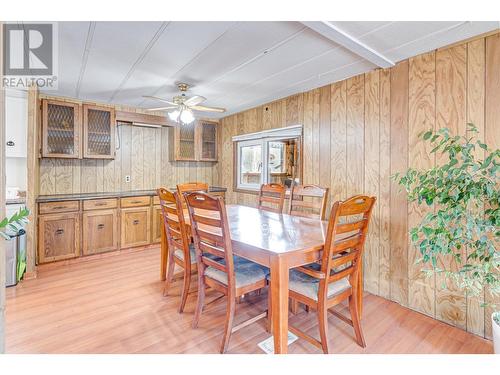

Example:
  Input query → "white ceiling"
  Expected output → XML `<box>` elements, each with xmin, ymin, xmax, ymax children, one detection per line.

<box><xmin>43</xmin><ymin>21</ymin><xmax>499</xmax><ymax>118</ymax></box>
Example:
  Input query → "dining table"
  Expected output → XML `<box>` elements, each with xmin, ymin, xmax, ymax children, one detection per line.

<box><xmin>159</xmin><ymin>204</ymin><xmax>363</xmax><ymax>354</ymax></box>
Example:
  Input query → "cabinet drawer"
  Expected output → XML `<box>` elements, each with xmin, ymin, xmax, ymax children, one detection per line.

<box><xmin>83</xmin><ymin>198</ymin><xmax>118</xmax><ymax>211</ymax></box>
<box><xmin>38</xmin><ymin>213</ymin><xmax>80</xmax><ymax>263</ymax></box>
<box><xmin>39</xmin><ymin>200</ymin><xmax>80</xmax><ymax>214</ymax></box>
<box><xmin>82</xmin><ymin>209</ymin><xmax>119</xmax><ymax>255</ymax></box>
<box><xmin>121</xmin><ymin>207</ymin><xmax>151</xmax><ymax>248</ymax></box>
<box><xmin>121</xmin><ymin>196</ymin><xmax>151</xmax><ymax>208</ymax></box>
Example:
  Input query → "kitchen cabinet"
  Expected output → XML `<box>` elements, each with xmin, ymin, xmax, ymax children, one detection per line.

<box><xmin>38</xmin><ymin>212</ymin><xmax>80</xmax><ymax>263</ymax></box>
<box><xmin>82</xmin><ymin>209</ymin><xmax>119</xmax><ymax>255</ymax></box>
<box><xmin>120</xmin><ymin>207</ymin><xmax>151</xmax><ymax>248</ymax></box>
<box><xmin>83</xmin><ymin>104</ymin><xmax>116</xmax><ymax>159</ymax></box>
<box><xmin>5</xmin><ymin>91</ymin><xmax>27</xmax><ymax>158</ymax></box>
<box><xmin>41</xmin><ymin>99</ymin><xmax>82</xmax><ymax>158</ymax></box>
<box><xmin>170</xmin><ymin>120</ymin><xmax>218</xmax><ymax>161</ymax></box>
<box><xmin>198</xmin><ymin>120</ymin><xmax>218</xmax><ymax>161</ymax></box>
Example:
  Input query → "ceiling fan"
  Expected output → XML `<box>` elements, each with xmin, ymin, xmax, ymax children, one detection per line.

<box><xmin>143</xmin><ymin>83</ymin><xmax>226</xmax><ymax>125</ymax></box>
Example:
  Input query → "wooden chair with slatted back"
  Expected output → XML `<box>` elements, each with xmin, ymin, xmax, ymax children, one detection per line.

<box><xmin>288</xmin><ymin>184</ymin><xmax>329</xmax><ymax>220</ymax></box>
<box><xmin>278</xmin><ymin>195</ymin><xmax>376</xmax><ymax>353</ymax></box>
<box><xmin>177</xmin><ymin>182</ymin><xmax>209</xmax><ymax>206</ymax></box>
<box><xmin>185</xmin><ymin>192</ymin><xmax>270</xmax><ymax>353</ymax></box>
<box><xmin>157</xmin><ymin>188</ymin><xmax>195</xmax><ymax>313</ymax></box>
<box><xmin>257</xmin><ymin>183</ymin><xmax>285</xmax><ymax>213</ymax></box>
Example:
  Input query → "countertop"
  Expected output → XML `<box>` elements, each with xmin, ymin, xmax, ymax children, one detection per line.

<box><xmin>36</xmin><ymin>187</ymin><xmax>227</xmax><ymax>203</ymax></box>
<box><xmin>6</xmin><ymin>197</ymin><xmax>26</xmax><ymax>205</ymax></box>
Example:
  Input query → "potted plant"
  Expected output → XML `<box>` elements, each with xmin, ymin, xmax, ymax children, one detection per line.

<box><xmin>1</xmin><ymin>207</ymin><xmax>30</xmax><ymax>282</ymax></box>
<box><xmin>394</xmin><ymin>124</ymin><xmax>499</xmax><ymax>352</ymax></box>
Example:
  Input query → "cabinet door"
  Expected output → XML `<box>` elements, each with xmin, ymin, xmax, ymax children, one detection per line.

<box><xmin>120</xmin><ymin>207</ymin><xmax>151</xmax><ymax>248</ymax></box>
<box><xmin>152</xmin><ymin>205</ymin><xmax>162</xmax><ymax>244</ymax></box>
<box><xmin>82</xmin><ymin>209</ymin><xmax>119</xmax><ymax>255</ymax></box>
<box><xmin>199</xmin><ymin>120</ymin><xmax>218</xmax><ymax>161</ymax></box>
<box><xmin>5</xmin><ymin>93</ymin><xmax>27</xmax><ymax>158</ymax></box>
<box><xmin>42</xmin><ymin>99</ymin><xmax>81</xmax><ymax>158</ymax></box>
<box><xmin>173</xmin><ymin>122</ymin><xmax>197</xmax><ymax>161</ymax></box>
<box><xmin>83</xmin><ymin>104</ymin><xmax>116</xmax><ymax>159</ymax></box>
<box><xmin>38</xmin><ymin>213</ymin><xmax>80</xmax><ymax>263</ymax></box>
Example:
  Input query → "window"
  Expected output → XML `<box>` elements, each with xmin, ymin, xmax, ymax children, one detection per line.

<box><xmin>234</xmin><ymin>126</ymin><xmax>302</xmax><ymax>191</ymax></box>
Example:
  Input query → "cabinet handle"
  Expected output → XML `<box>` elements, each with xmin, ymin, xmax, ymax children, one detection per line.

<box><xmin>132</xmin><ymin>219</ymin><xmax>140</xmax><ymax>225</ymax></box>
<box><xmin>95</xmin><ymin>202</ymin><xmax>107</xmax><ymax>206</ymax></box>
<box><xmin>53</xmin><ymin>206</ymin><xmax>67</xmax><ymax>210</ymax></box>
<box><xmin>55</xmin><ymin>229</ymin><xmax>64</xmax><ymax>235</ymax></box>
<box><xmin>97</xmin><ymin>224</ymin><xmax>105</xmax><ymax>229</ymax></box>
<box><xmin>130</xmin><ymin>200</ymin><xmax>142</xmax><ymax>204</ymax></box>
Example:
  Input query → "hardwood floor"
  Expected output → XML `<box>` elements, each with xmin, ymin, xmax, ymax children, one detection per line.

<box><xmin>5</xmin><ymin>247</ymin><xmax>493</xmax><ymax>354</ymax></box>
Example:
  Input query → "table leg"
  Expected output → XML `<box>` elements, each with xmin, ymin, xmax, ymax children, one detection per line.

<box><xmin>160</xmin><ymin>224</ymin><xmax>168</xmax><ymax>281</ymax></box>
<box><xmin>270</xmin><ymin>255</ymin><xmax>289</xmax><ymax>354</ymax></box>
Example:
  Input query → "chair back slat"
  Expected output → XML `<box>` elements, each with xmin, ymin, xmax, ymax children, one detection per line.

<box><xmin>258</xmin><ymin>183</ymin><xmax>285</xmax><ymax>213</ymax></box>
<box><xmin>177</xmin><ymin>182</ymin><xmax>209</xmax><ymax>206</ymax></box>
<box><xmin>156</xmin><ymin>188</ymin><xmax>191</xmax><ymax>264</ymax></box>
<box><xmin>318</xmin><ymin>195</ymin><xmax>376</xmax><ymax>299</ymax></box>
<box><xmin>289</xmin><ymin>184</ymin><xmax>329</xmax><ymax>220</ymax></box>
<box><xmin>184</xmin><ymin>192</ymin><xmax>236</xmax><ymax>291</ymax></box>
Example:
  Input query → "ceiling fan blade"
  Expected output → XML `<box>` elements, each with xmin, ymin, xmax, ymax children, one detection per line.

<box><xmin>145</xmin><ymin>106</ymin><xmax>178</xmax><ymax>111</ymax></box>
<box><xmin>142</xmin><ymin>95</ymin><xmax>177</xmax><ymax>106</ymax></box>
<box><xmin>184</xmin><ymin>95</ymin><xmax>206</xmax><ymax>106</ymax></box>
<box><xmin>190</xmin><ymin>105</ymin><xmax>226</xmax><ymax>113</ymax></box>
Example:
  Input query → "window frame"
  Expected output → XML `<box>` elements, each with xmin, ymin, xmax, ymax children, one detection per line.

<box><xmin>233</xmin><ymin>125</ymin><xmax>303</xmax><ymax>193</ymax></box>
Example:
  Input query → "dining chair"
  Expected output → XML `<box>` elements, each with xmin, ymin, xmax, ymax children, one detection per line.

<box><xmin>257</xmin><ymin>183</ymin><xmax>286</xmax><ymax>213</ymax></box>
<box><xmin>278</xmin><ymin>195</ymin><xmax>376</xmax><ymax>353</ymax></box>
<box><xmin>288</xmin><ymin>184</ymin><xmax>329</xmax><ymax>220</ymax></box>
<box><xmin>157</xmin><ymin>188</ymin><xmax>196</xmax><ymax>313</ymax></box>
<box><xmin>185</xmin><ymin>191</ymin><xmax>270</xmax><ymax>354</ymax></box>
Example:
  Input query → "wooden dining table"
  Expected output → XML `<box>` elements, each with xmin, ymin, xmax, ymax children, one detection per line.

<box><xmin>159</xmin><ymin>204</ymin><xmax>363</xmax><ymax>354</ymax></box>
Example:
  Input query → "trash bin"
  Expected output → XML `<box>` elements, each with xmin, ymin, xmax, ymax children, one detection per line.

<box><xmin>5</xmin><ymin>228</ymin><xmax>26</xmax><ymax>287</ymax></box>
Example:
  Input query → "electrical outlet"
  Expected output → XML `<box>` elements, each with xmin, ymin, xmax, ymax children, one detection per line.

<box><xmin>125</xmin><ymin>175</ymin><xmax>131</xmax><ymax>183</ymax></box>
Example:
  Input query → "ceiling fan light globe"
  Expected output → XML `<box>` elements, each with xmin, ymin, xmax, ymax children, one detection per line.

<box><xmin>180</xmin><ymin>109</ymin><xmax>195</xmax><ymax>124</ymax></box>
<box><xmin>168</xmin><ymin>110</ymin><xmax>180</xmax><ymax>122</ymax></box>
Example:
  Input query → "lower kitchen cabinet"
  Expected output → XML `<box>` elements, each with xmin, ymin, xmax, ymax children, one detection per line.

<box><xmin>38</xmin><ymin>213</ymin><xmax>80</xmax><ymax>263</ymax></box>
<box><xmin>152</xmin><ymin>205</ymin><xmax>163</xmax><ymax>244</ymax></box>
<box><xmin>120</xmin><ymin>207</ymin><xmax>151</xmax><ymax>248</ymax></box>
<box><xmin>82</xmin><ymin>209</ymin><xmax>119</xmax><ymax>255</ymax></box>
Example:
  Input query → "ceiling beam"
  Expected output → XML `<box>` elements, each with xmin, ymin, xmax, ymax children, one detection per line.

<box><xmin>301</xmin><ymin>21</ymin><xmax>395</xmax><ymax>68</ymax></box>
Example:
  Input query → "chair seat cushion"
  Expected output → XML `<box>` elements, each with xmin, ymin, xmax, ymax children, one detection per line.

<box><xmin>289</xmin><ymin>268</ymin><xmax>350</xmax><ymax>301</ymax></box>
<box><xmin>204</xmin><ymin>257</ymin><xmax>269</xmax><ymax>288</ymax></box>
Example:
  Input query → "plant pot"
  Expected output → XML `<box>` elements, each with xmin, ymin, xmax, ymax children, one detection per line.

<box><xmin>493</xmin><ymin>312</ymin><xmax>500</xmax><ymax>354</ymax></box>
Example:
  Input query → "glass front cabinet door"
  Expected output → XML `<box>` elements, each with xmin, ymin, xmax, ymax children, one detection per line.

<box><xmin>42</xmin><ymin>99</ymin><xmax>82</xmax><ymax>158</ymax></box>
<box><xmin>83</xmin><ymin>104</ymin><xmax>116</xmax><ymax>159</ymax></box>
<box><xmin>198</xmin><ymin>120</ymin><xmax>218</xmax><ymax>161</ymax></box>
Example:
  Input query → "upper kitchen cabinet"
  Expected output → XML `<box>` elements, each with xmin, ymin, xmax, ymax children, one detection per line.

<box><xmin>41</xmin><ymin>99</ymin><xmax>82</xmax><ymax>158</ymax></box>
<box><xmin>199</xmin><ymin>120</ymin><xmax>218</xmax><ymax>161</ymax></box>
<box><xmin>5</xmin><ymin>90</ymin><xmax>28</xmax><ymax>158</ymax></box>
<box><xmin>170</xmin><ymin>120</ymin><xmax>218</xmax><ymax>162</ymax></box>
<box><xmin>83</xmin><ymin>104</ymin><xmax>116</xmax><ymax>159</ymax></box>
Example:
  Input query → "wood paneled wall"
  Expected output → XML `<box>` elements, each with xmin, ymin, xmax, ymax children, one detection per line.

<box><xmin>37</xmin><ymin>96</ymin><xmax>219</xmax><ymax>195</ymax></box>
<box><xmin>219</xmin><ymin>32</ymin><xmax>500</xmax><ymax>339</ymax></box>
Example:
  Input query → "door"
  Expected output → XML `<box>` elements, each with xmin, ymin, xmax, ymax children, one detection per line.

<box><xmin>82</xmin><ymin>209</ymin><xmax>119</xmax><ymax>255</ymax></box>
<box><xmin>152</xmin><ymin>205</ymin><xmax>162</xmax><ymax>244</ymax></box>
<box><xmin>83</xmin><ymin>104</ymin><xmax>116</xmax><ymax>159</ymax></box>
<box><xmin>120</xmin><ymin>207</ymin><xmax>151</xmax><ymax>248</ymax></box>
<box><xmin>42</xmin><ymin>99</ymin><xmax>81</xmax><ymax>158</ymax></box>
<box><xmin>199</xmin><ymin>120</ymin><xmax>218</xmax><ymax>161</ymax></box>
<box><xmin>38</xmin><ymin>213</ymin><xmax>80</xmax><ymax>263</ymax></box>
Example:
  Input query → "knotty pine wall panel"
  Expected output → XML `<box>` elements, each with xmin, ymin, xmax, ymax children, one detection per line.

<box><xmin>218</xmin><ymin>32</ymin><xmax>500</xmax><ymax>338</ymax></box>
<box><xmin>37</xmin><ymin>96</ymin><xmax>219</xmax><ymax>196</ymax></box>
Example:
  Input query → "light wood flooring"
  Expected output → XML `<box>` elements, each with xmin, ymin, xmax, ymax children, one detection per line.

<box><xmin>5</xmin><ymin>247</ymin><xmax>493</xmax><ymax>354</ymax></box>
